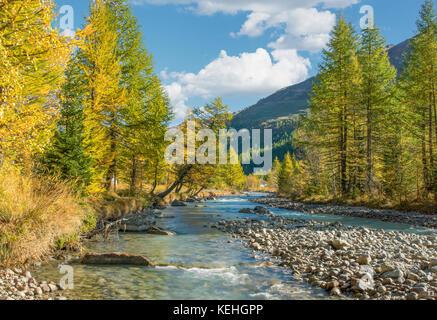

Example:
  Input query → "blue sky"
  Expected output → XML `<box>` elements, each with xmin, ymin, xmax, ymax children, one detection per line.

<box><xmin>54</xmin><ymin>0</ymin><xmax>426</xmax><ymax>122</ymax></box>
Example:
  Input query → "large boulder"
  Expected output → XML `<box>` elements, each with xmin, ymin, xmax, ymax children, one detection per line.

<box><xmin>82</xmin><ymin>252</ymin><xmax>154</xmax><ymax>266</ymax></box>
<box><xmin>171</xmin><ymin>200</ymin><xmax>188</xmax><ymax>207</ymax></box>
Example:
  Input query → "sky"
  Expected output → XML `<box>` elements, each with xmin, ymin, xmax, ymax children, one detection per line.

<box><xmin>54</xmin><ymin>0</ymin><xmax>426</xmax><ymax>122</ymax></box>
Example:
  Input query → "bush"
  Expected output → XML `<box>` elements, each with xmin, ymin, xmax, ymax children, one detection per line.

<box><xmin>0</xmin><ymin>172</ymin><xmax>86</xmax><ymax>267</ymax></box>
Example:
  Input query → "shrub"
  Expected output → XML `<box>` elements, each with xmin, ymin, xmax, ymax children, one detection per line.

<box><xmin>0</xmin><ymin>172</ymin><xmax>86</xmax><ymax>267</ymax></box>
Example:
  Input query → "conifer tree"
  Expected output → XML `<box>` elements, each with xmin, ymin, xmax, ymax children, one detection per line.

<box><xmin>41</xmin><ymin>59</ymin><xmax>92</xmax><ymax>192</ymax></box>
<box><xmin>107</xmin><ymin>0</ymin><xmax>173</xmax><ymax>194</ymax></box>
<box><xmin>399</xmin><ymin>0</ymin><xmax>437</xmax><ymax>199</ymax></box>
<box><xmin>278</xmin><ymin>153</ymin><xmax>293</xmax><ymax>195</ymax></box>
<box><xmin>77</xmin><ymin>0</ymin><xmax>127</xmax><ymax>193</ymax></box>
<box><xmin>0</xmin><ymin>0</ymin><xmax>72</xmax><ymax>170</ymax></box>
<box><xmin>307</xmin><ymin>15</ymin><xmax>361</xmax><ymax>196</ymax></box>
<box><xmin>358</xmin><ymin>26</ymin><xmax>397</xmax><ymax>195</ymax></box>
<box><xmin>267</xmin><ymin>157</ymin><xmax>281</xmax><ymax>189</ymax></box>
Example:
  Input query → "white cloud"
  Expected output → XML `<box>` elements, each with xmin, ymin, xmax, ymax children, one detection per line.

<box><xmin>237</xmin><ymin>8</ymin><xmax>336</xmax><ymax>52</ymax></box>
<box><xmin>130</xmin><ymin>0</ymin><xmax>358</xmax><ymax>51</ymax></box>
<box><xmin>164</xmin><ymin>48</ymin><xmax>310</xmax><ymax>119</ymax></box>
<box><xmin>129</xmin><ymin>0</ymin><xmax>360</xmax><ymax>15</ymax></box>
<box><xmin>129</xmin><ymin>0</ymin><xmax>361</xmax><ymax>119</ymax></box>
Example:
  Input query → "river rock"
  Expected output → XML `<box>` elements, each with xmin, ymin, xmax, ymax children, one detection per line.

<box><xmin>330</xmin><ymin>239</ymin><xmax>348</xmax><ymax>250</ymax></box>
<box><xmin>239</xmin><ymin>208</ymin><xmax>254</xmax><ymax>214</ymax></box>
<box><xmin>358</xmin><ymin>254</ymin><xmax>372</xmax><ymax>265</ymax></box>
<box><xmin>382</xmin><ymin>270</ymin><xmax>404</xmax><ymax>279</ymax></box>
<box><xmin>172</xmin><ymin>200</ymin><xmax>188</xmax><ymax>207</ymax></box>
<box><xmin>146</xmin><ymin>227</ymin><xmax>176</xmax><ymax>236</ymax></box>
<box><xmin>81</xmin><ymin>252</ymin><xmax>155</xmax><ymax>266</ymax></box>
<box><xmin>253</xmin><ymin>206</ymin><xmax>274</xmax><ymax>216</ymax></box>
<box><xmin>330</xmin><ymin>287</ymin><xmax>342</xmax><ymax>296</ymax></box>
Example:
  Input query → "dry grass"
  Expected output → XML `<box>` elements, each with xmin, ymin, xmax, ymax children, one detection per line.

<box><xmin>0</xmin><ymin>172</ymin><xmax>86</xmax><ymax>267</ymax></box>
<box><xmin>89</xmin><ymin>192</ymin><xmax>146</xmax><ymax>220</ymax></box>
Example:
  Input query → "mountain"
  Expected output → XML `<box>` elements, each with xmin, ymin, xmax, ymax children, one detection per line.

<box><xmin>231</xmin><ymin>39</ymin><xmax>411</xmax><ymax>159</ymax></box>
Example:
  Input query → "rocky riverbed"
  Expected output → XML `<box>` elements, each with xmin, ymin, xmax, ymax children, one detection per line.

<box><xmin>0</xmin><ymin>268</ymin><xmax>67</xmax><ymax>300</ymax></box>
<box><xmin>0</xmin><ymin>207</ymin><xmax>174</xmax><ymax>301</ymax></box>
<box><xmin>252</xmin><ymin>197</ymin><xmax>437</xmax><ymax>229</ymax></box>
<box><xmin>212</xmin><ymin>214</ymin><xmax>437</xmax><ymax>300</ymax></box>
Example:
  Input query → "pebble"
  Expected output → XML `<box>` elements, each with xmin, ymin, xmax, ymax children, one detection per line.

<box><xmin>213</xmin><ymin>214</ymin><xmax>437</xmax><ymax>301</ymax></box>
<box><xmin>0</xmin><ymin>269</ymin><xmax>61</xmax><ymax>300</ymax></box>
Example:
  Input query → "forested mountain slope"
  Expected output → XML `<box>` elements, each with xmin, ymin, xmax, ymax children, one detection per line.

<box><xmin>230</xmin><ymin>39</ymin><xmax>411</xmax><ymax>161</ymax></box>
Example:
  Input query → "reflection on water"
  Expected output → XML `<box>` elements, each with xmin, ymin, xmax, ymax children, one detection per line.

<box><xmin>33</xmin><ymin>193</ymin><xmax>432</xmax><ymax>300</ymax></box>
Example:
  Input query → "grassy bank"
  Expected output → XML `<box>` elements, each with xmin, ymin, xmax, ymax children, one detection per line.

<box><xmin>0</xmin><ymin>173</ymin><xmax>91</xmax><ymax>267</ymax></box>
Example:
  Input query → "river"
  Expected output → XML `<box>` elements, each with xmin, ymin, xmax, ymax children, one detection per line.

<box><xmin>33</xmin><ymin>193</ymin><xmax>435</xmax><ymax>300</ymax></box>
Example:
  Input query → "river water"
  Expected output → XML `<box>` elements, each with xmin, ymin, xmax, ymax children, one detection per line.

<box><xmin>33</xmin><ymin>193</ymin><xmax>435</xmax><ymax>300</ymax></box>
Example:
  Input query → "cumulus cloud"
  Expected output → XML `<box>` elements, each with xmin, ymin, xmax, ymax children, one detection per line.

<box><xmin>164</xmin><ymin>48</ymin><xmax>310</xmax><ymax>119</ymax></box>
<box><xmin>236</xmin><ymin>8</ymin><xmax>336</xmax><ymax>52</ymax></box>
<box><xmin>129</xmin><ymin>0</ymin><xmax>361</xmax><ymax>119</ymax></box>
<box><xmin>130</xmin><ymin>0</ymin><xmax>358</xmax><ymax>51</ymax></box>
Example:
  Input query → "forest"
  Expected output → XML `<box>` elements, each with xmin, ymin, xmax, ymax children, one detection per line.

<box><xmin>1</xmin><ymin>0</ymin><xmax>437</xmax><ymax>268</ymax></box>
<box><xmin>268</xmin><ymin>0</ymin><xmax>437</xmax><ymax>212</ymax></box>
<box><xmin>0</xmin><ymin>0</ymin><xmax>246</xmax><ymax>266</ymax></box>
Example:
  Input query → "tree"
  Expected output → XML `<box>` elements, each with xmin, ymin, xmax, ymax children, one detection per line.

<box><xmin>399</xmin><ymin>0</ymin><xmax>437</xmax><ymax>199</ymax></box>
<box><xmin>77</xmin><ymin>0</ymin><xmax>127</xmax><ymax>193</ymax></box>
<box><xmin>278</xmin><ymin>153</ymin><xmax>293</xmax><ymax>195</ymax></box>
<box><xmin>0</xmin><ymin>0</ymin><xmax>72</xmax><ymax>170</ymax></box>
<box><xmin>211</xmin><ymin>148</ymin><xmax>247</xmax><ymax>191</ymax></box>
<box><xmin>358</xmin><ymin>26</ymin><xmax>397</xmax><ymax>195</ymax></box>
<box><xmin>41</xmin><ymin>59</ymin><xmax>92</xmax><ymax>193</ymax></box>
<box><xmin>307</xmin><ymin>15</ymin><xmax>361</xmax><ymax>197</ymax></box>
<box><xmin>105</xmin><ymin>0</ymin><xmax>173</xmax><ymax>194</ymax></box>
<box><xmin>267</xmin><ymin>157</ymin><xmax>281</xmax><ymax>190</ymax></box>
<box><xmin>158</xmin><ymin>98</ymin><xmax>232</xmax><ymax>198</ymax></box>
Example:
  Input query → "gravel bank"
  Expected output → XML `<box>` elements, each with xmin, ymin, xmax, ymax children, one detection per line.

<box><xmin>0</xmin><ymin>268</ymin><xmax>67</xmax><ymax>300</ymax></box>
<box><xmin>212</xmin><ymin>215</ymin><xmax>437</xmax><ymax>300</ymax></box>
<box><xmin>252</xmin><ymin>197</ymin><xmax>437</xmax><ymax>229</ymax></box>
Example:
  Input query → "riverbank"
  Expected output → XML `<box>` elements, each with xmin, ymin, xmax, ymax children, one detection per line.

<box><xmin>212</xmin><ymin>215</ymin><xmax>437</xmax><ymax>300</ymax></box>
<box><xmin>0</xmin><ymin>206</ymin><xmax>167</xmax><ymax>300</ymax></box>
<box><xmin>252</xmin><ymin>197</ymin><xmax>437</xmax><ymax>229</ymax></box>
<box><xmin>0</xmin><ymin>268</ymin><xmax>67</xmax><ymax>300</ymax></box>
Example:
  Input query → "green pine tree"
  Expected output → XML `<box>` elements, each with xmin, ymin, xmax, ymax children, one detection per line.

<box><xmin>399</xmin><ymin>0</ymin><xmax>437</xmax><ymax>199</ymax></box>
<box><xmin>41</xmin><ymin>60</ymin><xmax>92</xmax><ymax>193</ymax></box>
<box><xmin>307</xmin><ymin>15</ymin><xmax>361</xmax><ymax>197</ymax></box>
<box><xmin>358</xmin><ymin>26</ymin><xmax>397</xmax><ymax>195</ymax></box>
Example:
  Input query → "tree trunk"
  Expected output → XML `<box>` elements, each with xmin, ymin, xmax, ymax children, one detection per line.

<box><xmin>429</xmin><ymin>94</ymin><xmax>434</xmax><ymax>193</ymax></box>
<box><xmin>106</xmin><ymin>117</ymin><xmax>118</xmax><ymax>192</ymax></box>
<box><xmin>422</xmin><ymin>109</ymin><xmax>428</xmax><ymax>197</ymax></box>
<box><xmin>340</xmin><ymin>107</ymin><xmax>348</xmax><ymax>196</ymax></box>
<box><xmin>130</xmin><ymin>156</ymin><xmax>138</xmax><ymax>194</ymax></box>
<box><xmin>157</xmin><ymin>165</ymin><xmax>193</xmax><ymax>199</ymax></box>
<box><xmin>193</xmin><ymin>187</ymin><xmax>205</xmax><ymax>197</ymax></box>
<box><xmin>150</xmin><ymin>156</ymin><xmax>160</xmax><ymax>195</ymax></box>
<box><xmin>366</xmin><ymin>98</ymin><xmax>373</xmax><ymax>195</ymax></box>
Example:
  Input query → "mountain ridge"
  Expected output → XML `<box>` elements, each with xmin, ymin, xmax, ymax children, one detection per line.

<box><xmin>231</xmin><ymin>38</ymin><xmax>411</xmax><ymax>132</ymax></box>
